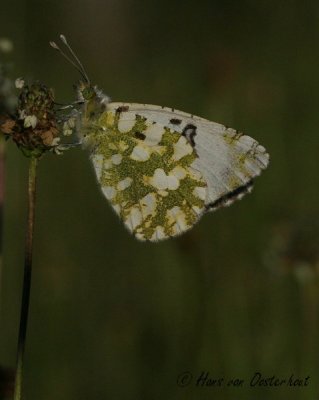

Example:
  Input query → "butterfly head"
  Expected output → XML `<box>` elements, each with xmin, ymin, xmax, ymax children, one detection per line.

<box><xmin>76</xmin><ymin>80</ymin><xmax>109</xmax><ymax>105</ymax></box>
<box><xmin>77</xmin><ymin>80</ymin><xmax>96</xmax><ymax>101</ymax></box>
<box><xmin>50</xmin><ymin>35</ymin><xmax>110</xmax><ymax>120</ymax></box>
<box><xmin>76</xmin><ymin>80</ymin><xmax>110</xmax><ymax>126</ymax></box>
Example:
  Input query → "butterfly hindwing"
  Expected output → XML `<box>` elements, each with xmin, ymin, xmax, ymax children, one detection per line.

<box><xmin>88</xmin><ymin>107</ymin><xmax>208</xmax><ymax>241</ymax></box>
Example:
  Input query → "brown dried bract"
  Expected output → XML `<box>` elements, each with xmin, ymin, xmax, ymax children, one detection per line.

<box><xmin>39</xmin><ymin>127</ymin><xmax>58</xmax><ymax>146</ymax></box>
<box><xmin>0</xmin><ymin>117</ymin><xmax>16</xmax><ymax>134</ymax></box>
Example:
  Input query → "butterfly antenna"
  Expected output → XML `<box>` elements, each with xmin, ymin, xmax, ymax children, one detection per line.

<box><xmin>50</xmin><ymin>40</ymin><xmax>89</xmax><ymax>84</ymax></box>
<box><xmin>59</xmin><ymin>34</ymin><xmax>90</xmax><ymax>84</ymax></box>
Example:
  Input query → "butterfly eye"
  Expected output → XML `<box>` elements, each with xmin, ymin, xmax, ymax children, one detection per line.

<box><xmin>81</xmin><ymin>86</ymin><xmax>95</xmax><ymax>100</ymax></box>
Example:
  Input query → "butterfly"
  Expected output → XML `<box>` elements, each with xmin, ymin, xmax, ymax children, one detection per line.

<box><xmin>51</xmin><ymin>35</ymin><xmax>269</xmax><ymax>242</ymax></box>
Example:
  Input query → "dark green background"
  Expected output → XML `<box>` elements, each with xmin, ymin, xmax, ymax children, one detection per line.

<box><xmin>1</xmin><ymin>1</ymin><xmax>319</xmax><ymax>399</ymax></box>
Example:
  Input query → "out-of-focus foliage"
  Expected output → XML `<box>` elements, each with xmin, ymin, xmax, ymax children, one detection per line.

<box><xmin>0</xmin><ymin>1</ymin><xmax>319</xmax><ymax>399</ymax></box>
<box><xmin>0</xmin><ymin>38</ymin><xmax>16</xmax><ymax>115</ymax></box>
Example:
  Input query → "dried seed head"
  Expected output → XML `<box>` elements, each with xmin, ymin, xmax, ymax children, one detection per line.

<box><xmin>1</xmin><ymin>81</ymin><xmax>61</xmax><ymax>157</ymax></box>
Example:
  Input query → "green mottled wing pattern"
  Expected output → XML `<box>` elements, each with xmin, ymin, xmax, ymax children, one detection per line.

<box><xmin>85</xmin><ymin>108</ymin><xmax>207</xmax><ymax>241</ymax></box>
<box><xmin>106</xmin><ymin>103</ymin><xmax>269</xmax><ymax>212</ymax></box>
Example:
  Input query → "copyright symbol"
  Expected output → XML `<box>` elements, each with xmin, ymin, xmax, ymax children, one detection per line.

<box><xmin>177</xmin><ymin>371</ymin><xmax>193</xmax><ymax>387</ymax></box>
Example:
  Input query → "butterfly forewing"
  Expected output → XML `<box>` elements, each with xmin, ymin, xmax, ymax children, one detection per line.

<box><xmin>107</xmin><ymin>103</ymin><xmax>269</xmax><ymax>211</ymax></box>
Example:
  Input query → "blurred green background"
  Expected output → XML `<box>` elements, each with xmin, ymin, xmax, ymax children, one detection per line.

<box><xmin>1</xmin><ymin>1</ymin><xmax>319</xmax><ymax>399</ymax></box>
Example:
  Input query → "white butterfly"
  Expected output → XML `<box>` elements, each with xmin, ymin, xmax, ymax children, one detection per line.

<box><xmin>52</xmin><ymin>36</ymin><xmax>269</xmax><ymax>242</ymax></box>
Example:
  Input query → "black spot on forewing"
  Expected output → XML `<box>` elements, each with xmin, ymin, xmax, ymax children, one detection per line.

<box><xmin>182</xmin><ymin>124</ymin><xmax>197</xmax><ymax>147</ymax></box>
<box><xmin>133</xmin><ymin>131</ymin><xmax>146</xmax><ymax>140</ymax></box>
<box><xmin>170</xmin><ymin>118</ymin><xmax>182</xmax><ymax>125</ymax></box>
<box><xmin>115</xmin><ymin>105</ymin><xmax>130</xmax><ymax>113</ymax></box>
<box><xmin>207</xmin><ymin>180</ymin><xmax>254</xmax><ymax>210</ymax></box>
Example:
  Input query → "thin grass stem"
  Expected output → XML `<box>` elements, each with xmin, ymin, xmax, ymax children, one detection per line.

<box><xmin>13</xmin><ymin>156</ymin><xmax>38</xmax><ymax>400</ymax></box>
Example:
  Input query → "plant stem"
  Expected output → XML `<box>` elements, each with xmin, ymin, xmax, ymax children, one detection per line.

<box><xmin>13</xmin><ymin>156</ymin><xmax>38</xmax><ymax>400</ymax></box>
